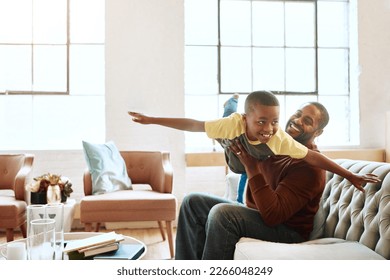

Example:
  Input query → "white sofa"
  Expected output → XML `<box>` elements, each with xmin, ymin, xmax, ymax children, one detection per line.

<box><xmin>232</xmin><ymin>159</ymin><xmax>390</xmax><ymax>260</ymax></box>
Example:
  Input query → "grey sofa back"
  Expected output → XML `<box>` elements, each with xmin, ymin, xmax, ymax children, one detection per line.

<box><xmin>321</xmin><ymin>159</ymin><xmax>390</xmax><ymax>259</ymax></box>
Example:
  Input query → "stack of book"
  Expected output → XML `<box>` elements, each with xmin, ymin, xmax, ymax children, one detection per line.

<box><xmin>64</xmin><ymin>231</ymin><xmax>125</xmax><ymax>259</ymax></box>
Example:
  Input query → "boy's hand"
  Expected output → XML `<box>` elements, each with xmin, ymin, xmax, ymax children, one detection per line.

<box><xmin>128</xmin><ymin>112</ymin><xmax>151</xmax><ymax>124</ymax></box>
<box><xmin>347</xmin><ymin>173</ymin><xmax>381</xmax><ymax>192</ymax></box>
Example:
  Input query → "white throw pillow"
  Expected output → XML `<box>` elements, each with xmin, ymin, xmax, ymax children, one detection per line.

<box><xmin>82</xmin><ymin>141</ymin><xmax>132</xmax><ymax>195</ymax></box>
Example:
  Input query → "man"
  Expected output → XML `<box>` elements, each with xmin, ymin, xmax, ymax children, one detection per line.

<box><xmin>175</xmin><ymin>102</ymin><xmax>330</xmax><ymax>260</ymax></box>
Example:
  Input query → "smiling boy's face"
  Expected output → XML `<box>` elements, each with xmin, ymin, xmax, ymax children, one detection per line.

<box><xmin>243</xmin><ymin>103</ymin><xmax>280</xmax><ymax>143</ymax></box>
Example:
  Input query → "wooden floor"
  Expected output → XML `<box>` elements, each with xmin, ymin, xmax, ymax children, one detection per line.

<box><xmin>0</xmin><ymin>227</ymin><xmax>176</xmax><ymax>260</ymax></box>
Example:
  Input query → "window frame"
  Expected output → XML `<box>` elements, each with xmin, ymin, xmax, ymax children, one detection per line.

<box><xmin>0</xmin><ymin>0</ymin><xmax>104</xmax><ymax>96</ymax></box>
<box><xmin>184</xmin><ymin>0</ymin><xmax>356</xmax><ymax>150</ymax></box>
<box><xmin>215</xmin><ymin>0</ymin><xmax>321</xmax><ymax>96</ymax></box>
<box><xmin>0</xmin><ymin>0</ymin><xmax>106</xmax><ymax>150</ymax></box>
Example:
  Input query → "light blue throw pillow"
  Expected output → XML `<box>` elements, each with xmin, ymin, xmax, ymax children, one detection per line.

<box><xmin>82</xmin><ymin>141</ymin><xmax>132</xmax><ymax>195</ymax></box>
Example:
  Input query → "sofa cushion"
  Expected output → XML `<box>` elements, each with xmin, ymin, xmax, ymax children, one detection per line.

<box><xmin>80</xmin><ymin>186</ymin><xmax>177</xmax><ymax>222</ymax></box>
<box><xmin>0</xmin><ymin>196</ymin><xmax>27</xmax><ymax>228</ymax></box>
<box><xmin>234</xmin><ymin>237</ymin><xmax>386</xmax><ymax>260</ymax></box>
<box><xmin>82</xmin><ymin>141</ymin><xmax>132</xmax><ymax>195</ymax></box>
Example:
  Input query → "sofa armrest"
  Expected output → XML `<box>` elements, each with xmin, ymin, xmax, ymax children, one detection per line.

<box><xmin>83</xmin><ymin>168</ymin><xmax>93</xmax><ymax>196</ymax></box>
<box><xmin>14</xmin><ymin>154</ymin><xmax>34</xmax><ymax>201</ymax></box>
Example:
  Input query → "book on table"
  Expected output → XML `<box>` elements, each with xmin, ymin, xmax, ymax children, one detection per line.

<box><xmin>80</xmin><ymin>242</ymin><xmax>120</xmax><ymax>257</ymax></box>
<box><xmin>67</xmin><ymin>242</ymin><xmax>120</xmax><ymax>259</ymax></box>
<box><xmin>64</xmin><ymin>231</ymin><xmax>124</xmax><ymax>253</ymax></box>
<box><xmin>93</xmin><ymin>243</ymin><xmax>145</xmax><ymax>260</ymax></box>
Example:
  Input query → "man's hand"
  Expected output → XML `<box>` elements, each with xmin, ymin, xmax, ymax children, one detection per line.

<box><xmin>347</xmin><ymin>173</ymin><xmax>381</xmax><ymax>193</ymax></box>
<box><xmin>228</xmin><ymin>138</ymin><xmax>260</xmax><ymax>178</ymax></box>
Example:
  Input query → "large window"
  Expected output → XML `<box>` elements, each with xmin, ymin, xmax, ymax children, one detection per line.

<box><xmin>184</xmin><ymin>0</ymin><xmax>358</xmax><ymax>151</ymax></box>
<box><xmin>0</xmin><ymin>0</ymin><xmax>105</xmax><ymax>149</ymax></box>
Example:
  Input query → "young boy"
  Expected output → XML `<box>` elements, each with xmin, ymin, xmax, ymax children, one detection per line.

<box><xmin>128</xmin><ymin>91</ymin><xmax>380</xmax><ymax>192</ymax></box>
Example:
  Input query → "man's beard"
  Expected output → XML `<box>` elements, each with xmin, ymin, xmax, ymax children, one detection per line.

<box><xmin>293</xmin><ymin>133</ymin><xmax>312</xmax><ymax>146</ymax></box>
<box><xmin>285</xmin><ymin>121</ymin><xmax>313</xmax><ymax>146</ymax></box>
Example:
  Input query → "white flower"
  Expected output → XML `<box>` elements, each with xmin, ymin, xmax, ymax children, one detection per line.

<box><xmin>29</xmin><ymin>181</ymin><xmax>41</xmax><ymax>192</ymax></box>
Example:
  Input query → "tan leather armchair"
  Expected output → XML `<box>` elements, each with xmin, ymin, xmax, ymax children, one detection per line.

<box><xmin>0</xmin><ymin>154</ymin><xmax>34</xmax><ymax>242</ymax></box>
<box><xmin>80</xmin><ymin>151</ymin><xmax>177</xmax><ymax>258</ymax></box>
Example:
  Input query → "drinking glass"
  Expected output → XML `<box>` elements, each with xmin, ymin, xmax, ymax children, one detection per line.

<box><xmin>45</xmin><ymin>203</ymin><xmax>64</xmax><ymax>260</ymax></box>
<box><xmin>27</xmin><ymin>219</ymin><xmax>56</xmax><ymax>260</ymax></box>
<box><xmin>26</xmin><ymin>204</ymin><xmax>46</xmax><ymax>236</ymax></box>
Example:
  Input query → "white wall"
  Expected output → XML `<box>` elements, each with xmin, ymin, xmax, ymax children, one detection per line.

<box><xmin>358</xmin><ymin>0</ymin><xmax>390</xmax><ymax>147</ymax></box>
<box><xmin>105</xmin><ymin>0</ymin><xmax>186</xmax><ymax>201</ymax></box>
<box><xmin>3</xmin><ymin>0</ymin><xmax>390</xmax><ymax>210</ymax></box>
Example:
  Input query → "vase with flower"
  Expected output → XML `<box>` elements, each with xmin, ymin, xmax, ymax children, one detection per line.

<box><xmin>30</xmin><ymin>173</ymin><xmax>73</xmax><ymax>204</ymax></box>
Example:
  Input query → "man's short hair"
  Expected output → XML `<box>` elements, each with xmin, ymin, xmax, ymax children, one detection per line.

<box><xmin>245</xmin><ymin>91</ymin><xmax>279</xmax><ymax>113</ymax></box>
<box><xmin>307</xmin><ymin>101</ymin><xmax>330</xmax><ymax>130</ymax></box>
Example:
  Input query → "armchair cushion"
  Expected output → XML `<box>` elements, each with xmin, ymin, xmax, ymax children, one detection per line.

<box><xmin>82</xmin><ymin>141</ymin><xmax>132</xmax><ymax>195</ymax></box>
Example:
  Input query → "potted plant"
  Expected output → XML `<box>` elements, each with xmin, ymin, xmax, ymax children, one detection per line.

<box><xmin>29</xmin><ymin>173</ymin><xmax>73</xmax><ymax>204</ymax></box>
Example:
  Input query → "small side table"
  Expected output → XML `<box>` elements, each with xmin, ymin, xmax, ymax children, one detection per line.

<box><xmin>63</xmin><ymin>199</ymin><xmax>76</xmax><ymax>232</ymax></box>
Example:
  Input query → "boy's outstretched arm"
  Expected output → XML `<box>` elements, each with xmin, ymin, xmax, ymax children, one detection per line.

<box><xmin>128</xmin><ymin>111</ymin><xmax>205</xmax><ymax>132</ymax></box>
<box><xmin>304</xmin><ymin>150</ymin><xmax>381</xmax><ymax>192</ymax></box>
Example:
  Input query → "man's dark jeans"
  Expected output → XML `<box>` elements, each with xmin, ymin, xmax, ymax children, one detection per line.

<box><xmin>175</xmin><ymin>192</ymin><xmax>304</xmax><ymax>260</ymax></box>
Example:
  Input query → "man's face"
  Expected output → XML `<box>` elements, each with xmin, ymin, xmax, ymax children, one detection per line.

<box><xmin>285</xmin><ymin>104</ymin><xmax>323</xmax><ymax>145</ymax></box>
<box><xmin>244</xmin><ymin>104</ymin><xmax>280</xmax><ymax>143</ymax></box>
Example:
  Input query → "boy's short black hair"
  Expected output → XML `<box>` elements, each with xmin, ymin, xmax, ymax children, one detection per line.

<box><xmin>245</xmin><ymin>91</ymin><xmax>279</xmax><ymax>113</ymax></box>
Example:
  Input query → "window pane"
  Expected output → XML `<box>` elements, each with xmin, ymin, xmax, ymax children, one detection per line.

<box><xmin>220</xmin><ymin>0</ymin><xmax>251</xmax><ymax>46</ymax></box>
<box><xmin>32</xmin><ymin>95</ymin><xmax>105</xmax><ymax>149</ymax></box>
<box><xmin>285</xmin><ymin>48</ymin><xmax>315</xmax><ymax>92</ymax></box>
<box><xmin>253</xmin><ymin>47</ymin><xmax>285</xmax><ymax>91</ymax></box>
<box><xmin>218</xmin><ymin>93</ymin><xmax>246</xmax><ymax>117</ymax></box>
<box><xmin>0</xmin><ymin>45</ymin><xmax>31</xmax><ymax>91</ymax></box>
<box><xmin>70</xmin><ymin>45</ymin><xmax>105</xmax><ymax>95</ymax></box>
<box><xmin>33</xmin><ymin>46</ymin><xmax>67</xmax><ymax>92</ymax></box>
<box><xmin>318</xmin><ymin>95</ymin><xmax>350</xmax><ymax>145</ymax></box>
<box><xmin>318</xmin><ymin>48</ymin><xmax>349</xmax><ymax>95</ymax></box>
<box><xmin>221</xmin><ymin>47</ymin><xmax>252</xmax><ymax>92</ymax></box>
<box><xmin>318</xmin><ymin>1</ymin><xmax>349</xmax><ymax>47</ymax></box>
<box><xmin>185</xmin><ymin>0</ymin><xmax>218</xmax><ymax>45</ymax></box>
<box><xmin>284</xmin><ymin>95</ymin><xmax>316</xmax><ymax>127</ymax></box>
<box><xmin>0</xmin><ymin>96</ymin><xmax>33</xmax><ymax>149</ymax></box>
<box><xmin>185</xmin><ymin>46</ymin><xmax>218</xmax><ymax>95</ymax></box>
<box><xmin>0</xmin><ymin>0</ymin><xmax>32</xmax><ymax>43</ymax></box>
<box><xmin>70</xmin><ymin>0</ymin><xmax>105</xmax><ymax>43</ymax></box>
<box><xmin>252</xmin><ymin>1</ymin><xmax>284</xmax><ymax>47</ymax></box>
<box><xmin>185</xmin><ymin>95</ymin><xmax>219</xmax><ymax>120</ymax></box>
<box><xmin>33</xmin><ymin>0</ymin><xmax>67</xmax><ymax>44</ymax></box>
<box><xmin>285</xmin><ymin>2</ymin><xmax>315</xmax><ymax>47</ymax></box>
<box><xmin>185</xmin><ymin>95</ymin><xmax>219</xmax><ymax>152</ymax></box>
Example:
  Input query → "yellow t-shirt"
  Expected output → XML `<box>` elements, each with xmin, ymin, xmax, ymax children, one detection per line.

<box><xmin>205</xmin><ymin>113</ymin><xmax>308</xmax><ymax>173</ymax></box>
